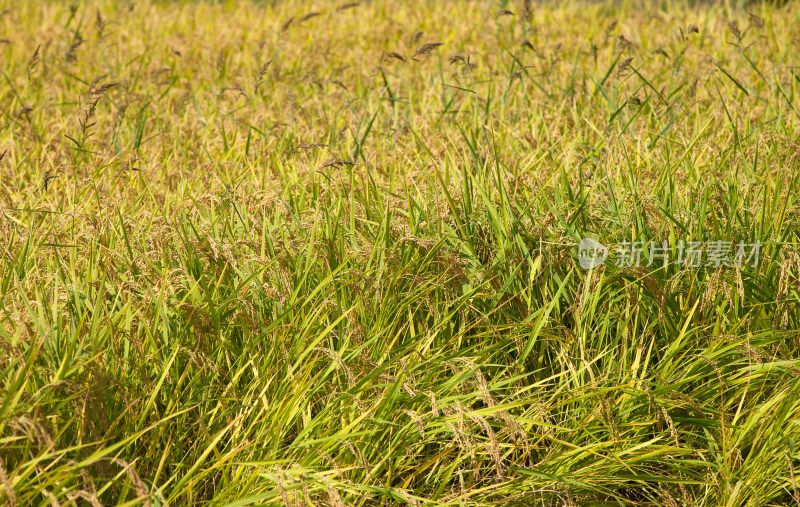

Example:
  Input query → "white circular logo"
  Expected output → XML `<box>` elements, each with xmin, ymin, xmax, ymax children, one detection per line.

<box><xmin>578</xmin><ymin>238</ymin><xmax>608</xmax><ymax>269</ymax></box>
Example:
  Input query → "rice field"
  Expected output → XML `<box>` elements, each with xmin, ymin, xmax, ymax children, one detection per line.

<box><xmin>2</xmin><ymin>0</ymin><xmax>800</xmax><ymax>505</ymax></box>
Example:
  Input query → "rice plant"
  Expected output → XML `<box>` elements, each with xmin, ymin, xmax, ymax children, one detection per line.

<box><xmin>1</xmin><ymin>0</ymin><xmax>800</xmax><ymax>505</ymax></box>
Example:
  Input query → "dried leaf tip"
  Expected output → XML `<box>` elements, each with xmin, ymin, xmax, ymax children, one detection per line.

<box><xmin>321</xmin><ymin>158</ymin><xmax>356</xmax><ymax>168</ymax></box>
<box><xmin>299</xmin><ymin>12</ymin><xmax>321</xmax><ymax>22</ymax></box>
<box><xmin>618</xmin><ymin>57</ymin><xmax>633</xmax><ymax>76</ymax></box>
<box><xmin>449</xmin><ymin>53</ymin><xmax>471</xmax><ymax>67</ymax></box>
<box><xmin>254</xmin><ymin>60</ymin><xmax>271</xmax><ymax>93</ymax></box>
<box><xmin>412</xmin><ymin>42</ymin><xmax>443</xmax><ymax>60</ymax></box>
<box><xmin>727</xmin><ymin>20</ymin><xmax>741</xmax><ymax>42</ymax></box>
<box><xmin>383</xmin><ymin>51</ymin><xmax>406</xmax><ymax>63</ymax></box>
